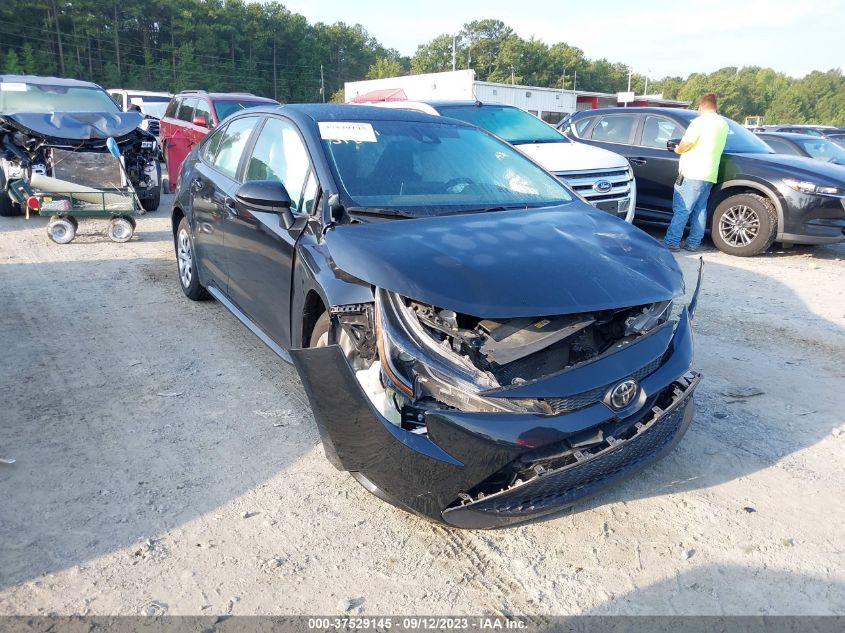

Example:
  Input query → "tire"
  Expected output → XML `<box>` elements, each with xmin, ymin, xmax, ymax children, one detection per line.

<box><xmin>309</xmin><ymin>312</ymin><xmax>331</xmax><ymax>348</ymax></box>
<box><xmin>0</xmin><ymin>167</ymin><xmax>22</xmax><ymax>217</ymax></box>
<box><xmin>710</xmin><ymin>193</ymin><xmax>777</xmax><ymax>257</ymax></box>
<box><xmin>65</xmin><ymin>215</ymin><xmax>79</xmax><ymax>230</ymax></box>
<box><xmin>108</xmin><ymin>217</ymin><xmax>135</xmax><ymax>243</ymax></box>
<box><xmin>47</xmin><ymin>217</ymin><xmax>76</xmax><ymax>244</ymax></box>
<box><xmin>140</xmin><ymin>163</ymin><xmax>162</xmax><ymax>212</ymax></box>
<box><xmin>175</xmin><ymin>217</ymin><xmax>209</xmax><ymax>300</ymax></box>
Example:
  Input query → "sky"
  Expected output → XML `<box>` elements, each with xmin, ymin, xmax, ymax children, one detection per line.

<box><xmin>269</xmin><ymin>0</ymin><xmax>843</xmax><ymax>79</ymax></box>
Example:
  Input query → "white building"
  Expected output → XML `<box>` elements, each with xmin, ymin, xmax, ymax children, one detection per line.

<box><xmin>345</xmin><ymin>70</ymin><xmax>688</xmax><ymax>125</ymax></box>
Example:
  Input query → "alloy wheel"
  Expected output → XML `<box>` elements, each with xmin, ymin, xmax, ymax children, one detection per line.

<box><xmin>177</xmin><ymin>229</ymin><xmax>193</xmax><ymax>288</ymax></box>
<box><xmin>719</xmin><ymin>204</ymin><xmax>760</xmax><ymax>247</ymax></box>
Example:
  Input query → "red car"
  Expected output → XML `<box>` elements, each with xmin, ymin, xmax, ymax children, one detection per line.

<box><xmin>160</xmin><ymin>91</ymin><xmax>278</xmax><ymax>192</ymax></box>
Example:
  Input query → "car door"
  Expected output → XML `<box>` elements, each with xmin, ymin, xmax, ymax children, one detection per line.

<box><xmin>630</xmin><ymin>114</ymin><xmax>686</xmax><ymax>214</ymax></box>
<box><xmin>165</xmin><ymin>97</ymin><xmax>197</xmax><ymax>185</ymax></box>
<box><xmin>224</xmin><ymin>115</ymin><xmax>319</xmax><ymax>349</ymax></box>
<box><xmin>189</xmin><ymin>116</ymin><xmax>261</xmax><ymax>291</ymax></box>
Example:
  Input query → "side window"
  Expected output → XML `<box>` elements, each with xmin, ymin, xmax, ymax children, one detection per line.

<box><xmin>200</xmin><ymin>123</ymin><xmax>227</xmax><ymax>163</ymax></box>
<box><xmin>763</xmin><ymin>139</ymin><xmax>798</xmax><ymax>155</ymax></box>
<box><xmin>194</xmin><ymin>99</ymin><xmax>211</xmax><ymax>126</ymax></box>
<box><xmin>244</xmin><ymin>117</ymin><xmax>312</xmax><ymax>213</ymax></box>
<box><xmin>177</xmin><ymin>98</ymin><xmax>198</xmax><ymax>122</ymax></box>
<box><xmin>589</xmin><ymin>115</ymin><xmax>636</xmax><ymax>144</ymax></box>
<box><xmin>300</xmin><ymin>171</ymin><xmax>319</xmax><ymax>215</ymax></box>
<box><xmin>639</xmin><ymin>115</ymin><xmax>684</xmax><ymax>148</ymax></box>
<box><xmin>164</xmin><ymin>98</ymin><xmax>180</xmax><ymax>119</ymax></box>
<box><xmin>574</xmin><ymin>117</ymin><xmax>594</xmax><ymax>137</ymax></box>
<box><xmin>212</xmin><ymin>116</ymin><xmax>259</xmax><ymax>179</ymax></box>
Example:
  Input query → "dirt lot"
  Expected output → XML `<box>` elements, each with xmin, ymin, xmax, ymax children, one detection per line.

<box><xmin>1</xmin><ymin>193</ymin><xmax>844</xmax><ymax>617</ymax></box>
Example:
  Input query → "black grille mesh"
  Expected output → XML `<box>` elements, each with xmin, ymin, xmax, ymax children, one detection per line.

<box><xmin>543</xmin><ymin>354</ymin><xmax>665</xmax><ymax>415</ymax></box>
<box><xmin>458</xmin><ymin>388</ymin><xmax>690</xmax><ymax>516</ymax></box>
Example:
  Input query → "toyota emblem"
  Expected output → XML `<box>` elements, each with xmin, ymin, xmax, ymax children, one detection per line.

<box><xmin>609</xmin><ymin>379</ymin><xmax>638</xmax><ymax>409</ymax></box>
<box><xmin>593</xmin><ymin>179</ymin><xmax>613</xmax><ymax>193</ymax></box>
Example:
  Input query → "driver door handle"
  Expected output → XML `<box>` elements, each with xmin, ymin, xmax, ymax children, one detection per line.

<box><xmin>629</xmin><ymin>157</ymin><xmax>647</xmax><ymax>166</ymax></box>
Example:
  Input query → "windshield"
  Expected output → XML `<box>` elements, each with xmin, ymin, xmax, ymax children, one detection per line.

<box><xmin>321</xmin><ymin>119</ymin><xmax>573</xmax><ymax>216</ymax></box>
<box><xmin>213</xmin><ymin>100</ymin><xmax>271</xmax><ymax>121</ymax></box>
<box><xmin>0</xmin><ymin>82</ymin><xmax>119</xmax><ymax>114</ymax></box>
<box><xmin>723</xmin><ymin>118</ymin><xmax>775</xmax><ymax>153</ymax></box>
<box><xmin>435</xmin><ymin>105</ymin><xmax>568</xmax><ymax>144</ymax></box>
<box><xmin>797</xmin><ymin>138</ymin><xmax>845</xmax><ymax>164</ymax></box>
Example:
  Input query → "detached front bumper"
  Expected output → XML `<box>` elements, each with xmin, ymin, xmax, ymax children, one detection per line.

<box><xmin>291</xmin><ymin>303</ymin><xmax>700</xmax><ymax>529</ymax></box>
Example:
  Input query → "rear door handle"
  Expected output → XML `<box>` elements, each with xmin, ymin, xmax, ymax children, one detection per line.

<box><xmin>629</xmin><ymin>158</ymin><xmax>647</xmax><ymax>165</ymax></box>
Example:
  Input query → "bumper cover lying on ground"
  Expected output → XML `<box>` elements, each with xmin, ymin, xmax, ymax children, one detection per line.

<box><xmin>291</xmin><ymin>303</ymin><xmax>699</xmax><ymax>528</ymax></box>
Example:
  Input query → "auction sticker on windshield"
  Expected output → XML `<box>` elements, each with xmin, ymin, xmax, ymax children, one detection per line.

<box><xmin>318</xmin><ymin>121</ymin><xmax>377</xmax><ymax>143</ymax></box>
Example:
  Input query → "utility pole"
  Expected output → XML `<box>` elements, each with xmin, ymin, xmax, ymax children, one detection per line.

<box><xmin>644</xmin><ymin>67</ymin><xmax>651</xmax><ymax>95</ymax></box>
<box><xmin>561</xmin><ymin>66</ymin><xmax>566</xmax><ymax>90</ymax></box>
<box><xmin>452</xmin><ymin>35</ymin><xmax>456</xmax><ymax>72</ymax></box>
<box><xmin>573</xmin><ymin>70</ymin><xmax>577</xmax><ymax>93</ymax></box>
<box><xmin>320</xmin><ymin>64</ymin><xmax>325</xmax><ymax>103</ymax></box>
<box><xmin>510</xmin><ymin>65</ymin><xmax>515</xmax><ymax>85</ymax></box>
<box><xmin>627</xmin><ymin>66</ymin><xmax>632</xmax><ymax>93</ymax></box>
<box><xmin>272</xmin><ymin>40</ymin><xmax>277</xmax><ymax>101</ymax></box>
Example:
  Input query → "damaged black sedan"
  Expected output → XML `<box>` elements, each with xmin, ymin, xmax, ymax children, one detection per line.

<box><xmin>171</xmin><ymin>104</ymin><xmax>702</xmax><ymax>528</ymax></box>
<box><xmin>0</xmin><ymin>75</ymin><xmax>160</xmax><ymax>217</ymax></box>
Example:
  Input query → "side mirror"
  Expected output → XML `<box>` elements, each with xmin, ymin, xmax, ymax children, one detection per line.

<box><xmin>667</xmin><ymin>138</ymin><xmax>681</xmax><ymax>152</ymax></box>
<box><xmin>192</xmin><ymin>115</ymin><xmax>208</xmax><ymax>127</ymax></box>
<box><xmin>235</xmin><ymin>180</ymin><xmax>295</xmax><ymax>229</ymax></box>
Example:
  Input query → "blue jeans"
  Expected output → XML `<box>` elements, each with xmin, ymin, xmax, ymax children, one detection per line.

<box><xmin>664</xmin><ymin>178</ymin><xmax>713</xmax><ymax>248</ymax></box>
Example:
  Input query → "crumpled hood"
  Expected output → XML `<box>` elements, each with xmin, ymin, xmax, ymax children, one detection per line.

<box><xmin>516</xmin><ymin>141</ymin><xmax>629</xmax><ymax>173</ymax></box>
<box><xmin>1</xmin><ymin>111</ymin><xmax>143</xmax><ymax>140</ymax></box>
<box><xmin>325</xmin><ymin>204</ymin><xmax>683</xmax><ymax>318</ymax></box>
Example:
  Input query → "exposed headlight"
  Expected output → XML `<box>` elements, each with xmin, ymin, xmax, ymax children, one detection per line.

<box><xmin>783</xmin><ymin>178</ymin><xmax>845</xmax><ymax>198</ymax></box>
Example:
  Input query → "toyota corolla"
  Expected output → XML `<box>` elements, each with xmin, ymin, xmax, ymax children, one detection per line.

<box><xmin>171</xmin><ymin>104</ymin><xmax>702</xmax><ymax>528</ymax></box>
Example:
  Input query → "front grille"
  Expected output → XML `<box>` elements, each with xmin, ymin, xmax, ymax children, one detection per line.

<box><xmin>449</xmin><ymin>378</ymin><xmax>697</xmax><ymax>518</ymax></box>
<box><xmin>542</xmin><ymin>353</ymin><xmax>666</xmax><ymax>415</ymax></box>
<box><xmin>147</xmin><ymin>120</ymin><xmax>160</xmax><ymax>136</ymax></box>
<box><xmin>556</xmin><ymin>167</ymin><xmax>633</xmax><ymax>218</ymax></box>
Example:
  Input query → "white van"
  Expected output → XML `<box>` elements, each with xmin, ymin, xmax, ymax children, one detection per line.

<box><xmin>107</xmin><ymin>89</ymin><xmax>172</xmax><ymax>142</ymax></box>
<box><xmin>370</xmin><ymin>101</ymin><xmax>636</xmax><ymax>222</ymax></box>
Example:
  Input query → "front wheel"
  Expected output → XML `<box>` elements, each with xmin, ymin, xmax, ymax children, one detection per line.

<box><xmin>710</xmin><ymin>193</ymin><xmax>777</xmax><ymax>257</ymax></box>
<box><xmin>47</xmin><ymin>216</ymin><xmax>76</xmax><ymax>243</ymax></box>
<box><xmin>176</xmin><ymin>218</ymin><xmax>209</xmax><ymax>300</ymax></box>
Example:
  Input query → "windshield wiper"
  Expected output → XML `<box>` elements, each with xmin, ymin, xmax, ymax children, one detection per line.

<box><xmin>345</xmin><ymin>206</ymin><xmax>419</xmax><ymax>219</ymax></box>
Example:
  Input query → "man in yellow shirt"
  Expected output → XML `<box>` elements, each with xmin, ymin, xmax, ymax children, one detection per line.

<box><xmin>664</xmin><ymin>92</ymin><xmax>728</xmax><ymax>251</ymax></box>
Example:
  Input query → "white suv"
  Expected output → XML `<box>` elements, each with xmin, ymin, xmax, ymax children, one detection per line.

<box><xmin>107</xmin><ymin>89</ymin><xmax>172</xmax><ymax>141</ymax></box>
<box><xmin>369</xmin><ymin>101</ymin><xmax>636</xmax><ymax>222</ymax></box>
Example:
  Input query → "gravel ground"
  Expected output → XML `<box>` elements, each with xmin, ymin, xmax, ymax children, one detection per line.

<box><xmin>1</xmin><ymin>193</ymin><xmax>844</xmax><ymax>616</ymax></box>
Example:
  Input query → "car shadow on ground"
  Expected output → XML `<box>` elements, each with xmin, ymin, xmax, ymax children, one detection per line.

<box><xmin>0</xmin><ymin>254</ymin><xmax>315</xmax><ymax>591</ymax></box>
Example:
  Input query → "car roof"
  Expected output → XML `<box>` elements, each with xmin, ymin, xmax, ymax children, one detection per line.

<box><xmin>0</xmin><ymin>74</ymin><xmax>100</xmax><ymax>89</ymax></box>
<box><xmin>176</xmin><ymin>91</ymin><xmax>278</xmax><ymax>102</ymax></box>
<box><xmin>108</xmin><ymin>89</ymin><xmax>172</xmax><ymax>97</ymax></box>
<box><xmin>571</xmin><ymin>106</ymin><xmax>696</xmax><ymax>120</ymax></box>
<box><xmin>756</xmin><ymin>132</ymin><xmax>822</xmax><ymax>140</ymax></box>
<box><xmin>243</xmin><ymin>103</ymin><xmax>455</xmax><ymax>125</ymax></box>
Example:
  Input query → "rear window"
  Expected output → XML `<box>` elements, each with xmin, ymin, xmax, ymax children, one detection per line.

<box><xmin>164</xmin><ymin>98</ymin><xmax>180</xmax><ymax>118</ymax></box>
<box><xmin>177</xmin><ymin>98</ymin><xmax>197</xmax><ymax>122</ymax></box>
<box><xmin>213</xmin><ymin>100</ymin><xmax>271</xmax><ymax>122</ymax></box>
<box><xmin>589</xmin><ymin>114</ymin><xmax>637</xmax><ymax>144</ymax></box>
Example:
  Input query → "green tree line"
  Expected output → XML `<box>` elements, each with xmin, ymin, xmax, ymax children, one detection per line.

<box><xmin>1</xmin><ymin>6</ymin><xmax>841</xmax><ymax>125</ymax></box>
<box><xmin>0</xmin><ymin>0</ymin><xmax>403</xmax><ymax>102</ymax></box>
